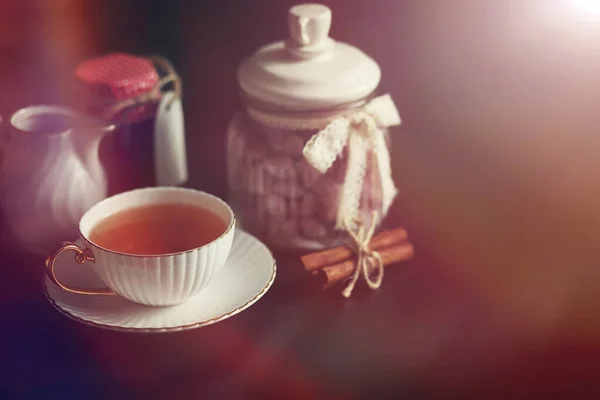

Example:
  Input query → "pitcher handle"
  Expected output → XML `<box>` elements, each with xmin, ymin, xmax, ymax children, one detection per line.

<box><xmin>45</xmin><ymin>242</ymin><xmax>115</xmax><ymax>295</ymax></box>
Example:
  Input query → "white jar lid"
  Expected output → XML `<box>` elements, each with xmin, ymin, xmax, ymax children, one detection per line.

<box><xmin>238</xmin><ymin>4</ymin><xmax>381</xmax><ymax>111</ymax></box>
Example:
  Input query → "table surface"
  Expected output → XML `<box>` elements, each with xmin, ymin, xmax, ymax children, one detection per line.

<box><xmin>3</xmin><ymin>208</ymin><xmax>600</xmax><ymax>399</ymax></box>
<box><xmin>3</xmin><ymin>0</ymin><xmax>600</xmax><ymax>398</ymax></box>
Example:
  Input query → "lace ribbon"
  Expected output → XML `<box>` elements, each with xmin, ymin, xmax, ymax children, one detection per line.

<box><xmin>302</xmin><ymin>94</ymin><xmax>401</xmax><ymax>229</ymax></box>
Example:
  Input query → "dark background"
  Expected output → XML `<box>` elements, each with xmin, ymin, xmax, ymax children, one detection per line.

<box><xmin>2</xmin><ymin>0</ymin><xmax>600</xmax><ymax>398</ymax></box>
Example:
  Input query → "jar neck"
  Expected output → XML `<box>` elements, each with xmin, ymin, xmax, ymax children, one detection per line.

<box><xmin>241</xmin><ymin>91</ymin><xmax>375</xmax><ymax>130</ymax></box>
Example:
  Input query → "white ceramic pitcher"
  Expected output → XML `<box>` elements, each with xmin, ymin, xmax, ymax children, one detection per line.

<box><xmin>0</xmin><ymin>105</ymin><xmax>115</xmax><ymax>254</ymax></box>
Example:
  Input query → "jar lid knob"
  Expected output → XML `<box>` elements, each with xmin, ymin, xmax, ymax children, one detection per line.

<box><xmin>286</xmin><ymin>4</ymin><xmax>334</xmax><ymax>59</ymax></box>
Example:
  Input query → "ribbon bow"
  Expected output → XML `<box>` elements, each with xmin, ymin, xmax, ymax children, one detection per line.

<box><xmin>302</xmin><ymin>94</ymin><xmax>401</xmax><ymax>230</ymax></box>
<box><xmin>341</xmin><ymin>212</ymin><xmax>384</xmax><ymax>298</ymax></box>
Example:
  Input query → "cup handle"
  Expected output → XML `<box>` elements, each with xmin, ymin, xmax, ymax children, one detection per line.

<box><xmin>45</xmin><ymin>242</ymin><xmax>116</xmax><ymax>295</ymax></box>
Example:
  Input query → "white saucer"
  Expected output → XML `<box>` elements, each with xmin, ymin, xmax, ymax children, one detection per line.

<box><xmin>44</xmin><ymin>230</ymin><xmax>276</xmax><ymax>333</ymax></box>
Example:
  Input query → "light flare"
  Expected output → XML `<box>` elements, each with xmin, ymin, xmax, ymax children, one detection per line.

<box><xmin>570</xmin><ymin>0</ymin><xmax>600</xmax><ymax>14</ymax></box>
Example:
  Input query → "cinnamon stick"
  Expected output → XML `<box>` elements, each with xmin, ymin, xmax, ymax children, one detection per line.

<box><xmin>301</xmin><ymin>228</ymin><xmax>408</xmax><ymax>272</ymax></box>
<box><xmin>315</xmin><ymin>242</ymin><xmax>414</xmax><ymax>288</ymax></box>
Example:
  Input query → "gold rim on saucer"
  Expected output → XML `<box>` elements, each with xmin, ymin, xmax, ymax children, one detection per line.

<box><xmin>43</xmin><ymin>259</ymin><xmax>276</xmax><ymax>333</ymax></box>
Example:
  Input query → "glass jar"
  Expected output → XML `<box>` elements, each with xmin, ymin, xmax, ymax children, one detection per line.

<box><xmin>227</xmin><ymin>4</ymin><xmax>399</xmax><ymax>250</ymax></box>
<box><xmin>74</xmin><ymin>53</ymin><xmax>187</xmax><ymax>196</ymax></box>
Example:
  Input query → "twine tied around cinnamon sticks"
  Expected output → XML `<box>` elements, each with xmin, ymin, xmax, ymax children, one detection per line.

<box><xmin>341</xmin><ymin>212</ymin><xmax>384</xmax><ymax>298</ymax></box>
<box><xmin>302</xmin><ymin>226</ymin><xmax>413</xmax><ymax>298</ymax></box>
<box><xmin>101</xmin><ymin>55</ymin><xmax>182</xmax><ymax>121</ymax></box>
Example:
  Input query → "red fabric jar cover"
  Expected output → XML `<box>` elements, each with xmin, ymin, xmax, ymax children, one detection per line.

<box><xmin>74</xmin><ymin>53</ymin><xmax>160</xmax><ymax>123</ymax></box>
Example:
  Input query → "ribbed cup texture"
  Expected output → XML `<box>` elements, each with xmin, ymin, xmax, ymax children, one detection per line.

<box><xmin>86</xmin><ymin>229</ymin><xmax>234</xmax><ymax>306</ymax></box>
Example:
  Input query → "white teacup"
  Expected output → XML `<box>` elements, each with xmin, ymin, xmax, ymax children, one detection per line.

<box><xmin>45</xmin><ymin>187</ymin><xmax>235</xmax><ymax>307</ymax></box>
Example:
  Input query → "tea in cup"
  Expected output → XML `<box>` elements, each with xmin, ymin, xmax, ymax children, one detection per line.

<box><xmin>45</xmin><ymin>187</ymin><xmax>235</xmax><ymax>306</ymax></box>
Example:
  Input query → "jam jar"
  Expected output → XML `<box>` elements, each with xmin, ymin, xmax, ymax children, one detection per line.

<box><xmin>227</xmin><ymin>4</ymin><xmax>401</xmax><ymax>250</ymax></box>
<box><xmin>74</xmin><ymin>53</ymin><xmax>188</xmax><ymax>196</ymax></box>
